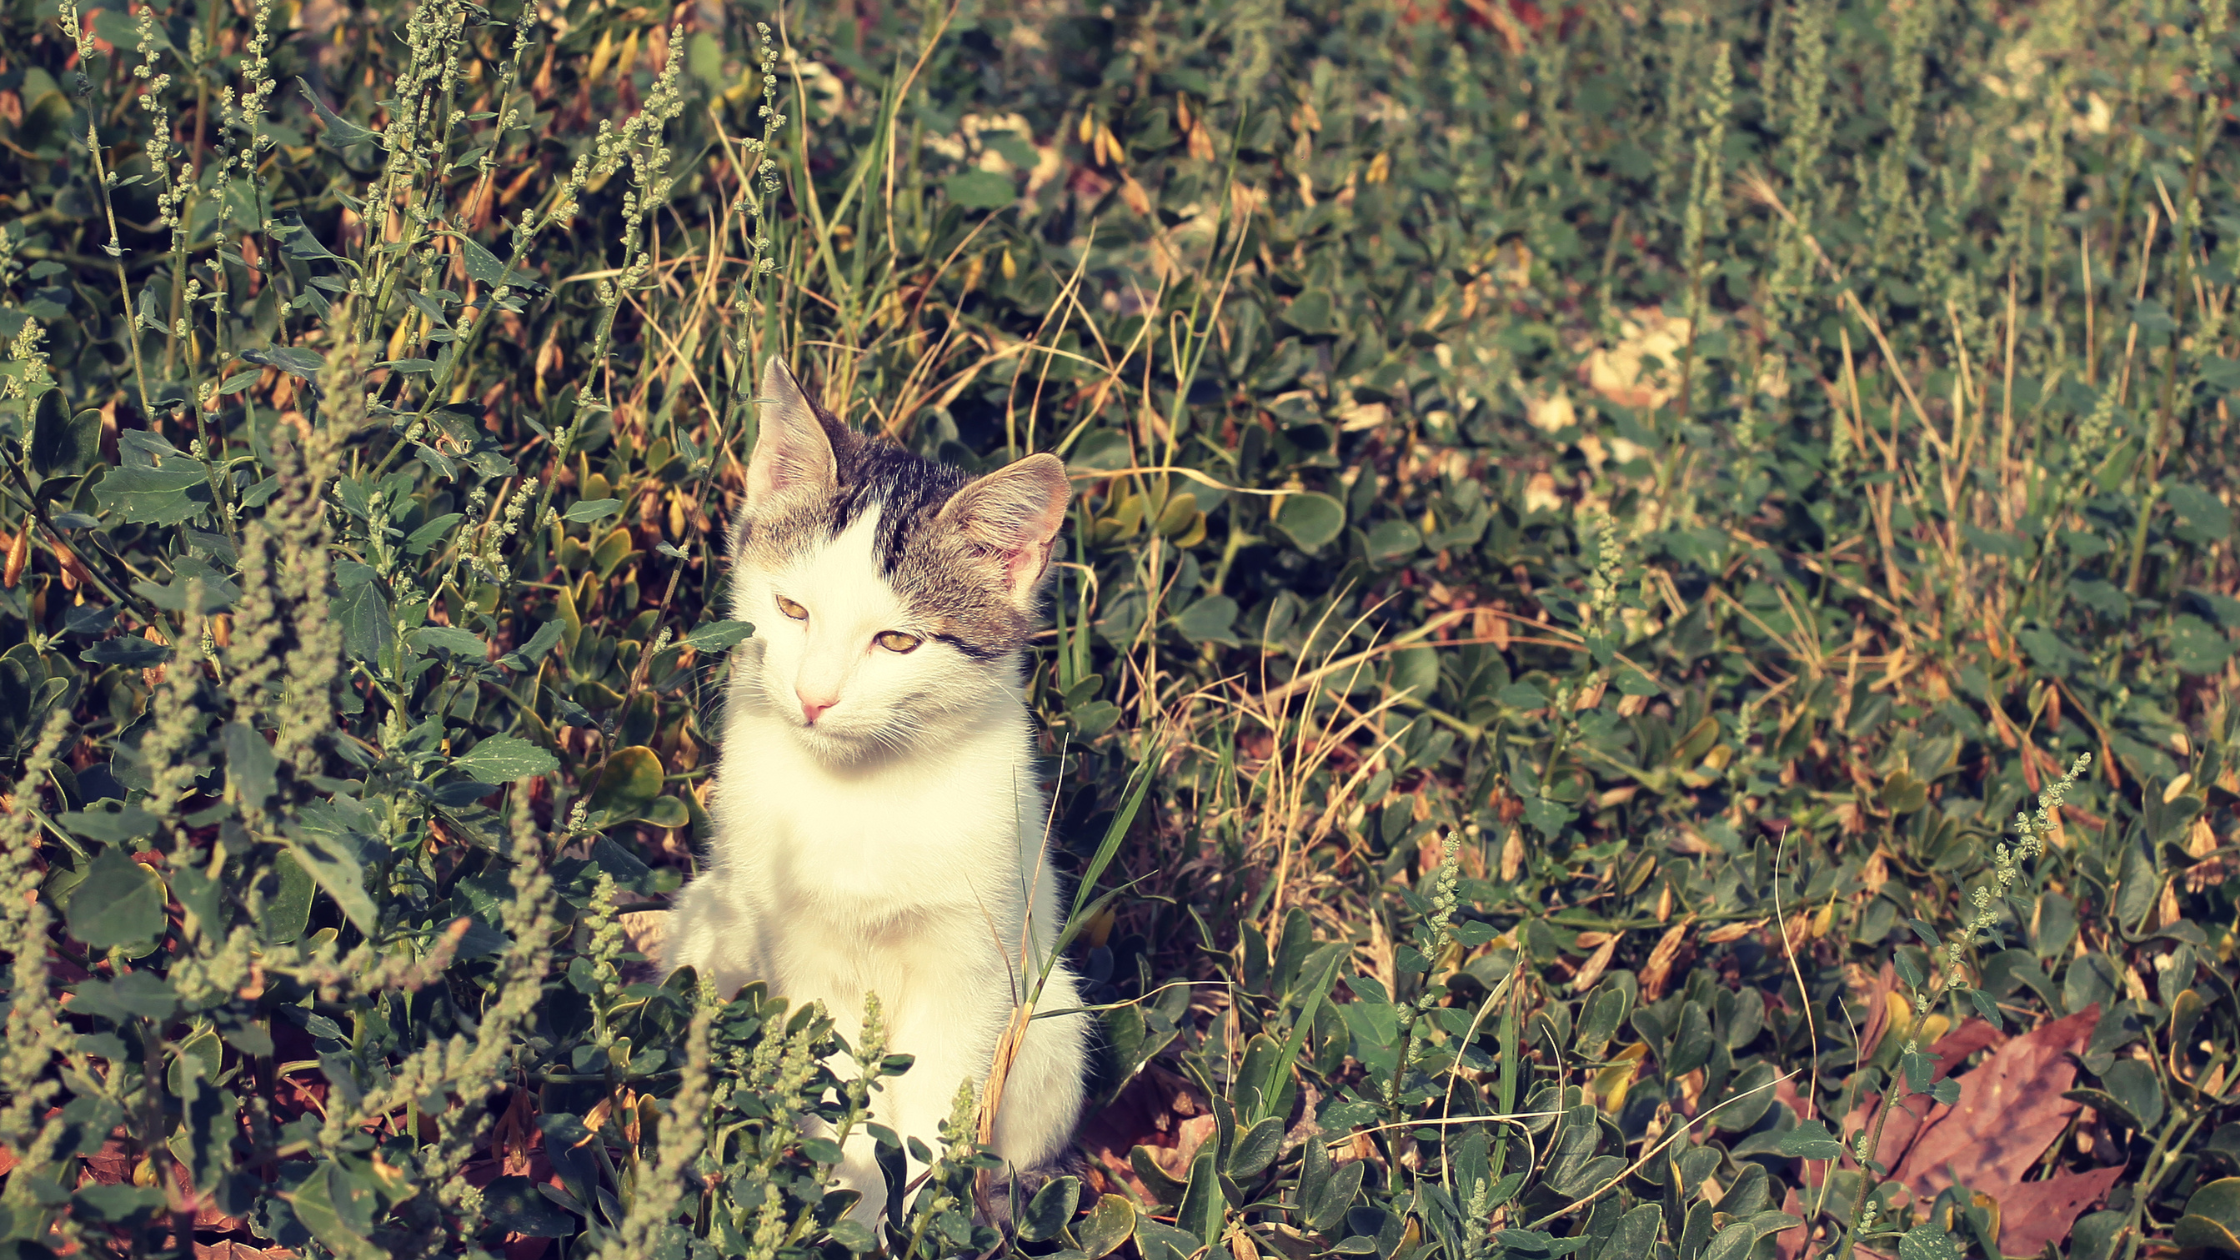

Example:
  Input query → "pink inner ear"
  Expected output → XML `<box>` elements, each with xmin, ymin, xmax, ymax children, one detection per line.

<box><xmin>749</xmin><ymin>441</ymin><xmax>824</xmax><ymax>501</ymax></box>
<box><xmin>946</xmin><ymin>455</ymin><xmax>1071</xmax><ymax>596</ymax></box>
<box><xmin>1001</xmin><ymin>538</ymin><xmax>1055</xmax><ymax>590</ymax></box>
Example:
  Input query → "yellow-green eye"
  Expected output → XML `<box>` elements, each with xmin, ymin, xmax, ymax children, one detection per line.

<box><xmin>776</xmin><ymin>596</ymin><xmax>808</xmax><ymax>621</ymax></box>
<box><xmin>875</xmin><ymin>631</ymin><xmax>922</xmax><ymax>654</ymax></box>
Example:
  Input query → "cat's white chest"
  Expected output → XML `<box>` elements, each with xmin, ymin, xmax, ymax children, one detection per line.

<box><xmin>712</xmin><ymin>716</ymin><xmax>1032</xmax><ymax>923</ymax></box>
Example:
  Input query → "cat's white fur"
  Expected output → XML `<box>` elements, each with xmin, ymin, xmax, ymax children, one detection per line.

<box><xmin>663</xmin><ymin>360</ymin><xmax>1088</xmax><ymax>1227</ymax></box>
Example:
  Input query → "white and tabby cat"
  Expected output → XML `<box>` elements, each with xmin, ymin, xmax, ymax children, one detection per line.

<box><xmin>662</xmin><ymin>357</ymin><xmax>1089</xmax><ymax>1225</ymax></box>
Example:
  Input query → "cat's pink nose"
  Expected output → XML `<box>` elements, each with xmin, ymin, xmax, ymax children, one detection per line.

<box><xmin>797</xmin><ymin>690</ymin><xmax>837</xmax><ymax>724</ymax></box>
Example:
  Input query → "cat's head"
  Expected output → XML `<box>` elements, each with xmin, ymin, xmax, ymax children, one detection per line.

<box><xmin>725</xmin><ymin>357</ymin><xmax>1071</xmax><ymax>759</ymax></box>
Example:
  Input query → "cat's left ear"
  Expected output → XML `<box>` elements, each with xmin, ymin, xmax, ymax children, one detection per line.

<box><xmin>745</xmin><ymin>357</ymin><xmax>845</xmax><ymax>510</ymax></box>
<box><xmin>940</xmin><ymin>453</ymin><xmax>1072</xmax><ymax>602</ymax></box>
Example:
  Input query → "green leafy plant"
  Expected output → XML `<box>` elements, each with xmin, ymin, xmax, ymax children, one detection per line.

<box><xmin>1</xmin><ymin>0</ymin><xmax>2236</xmax><ymax>1256</ymax></box>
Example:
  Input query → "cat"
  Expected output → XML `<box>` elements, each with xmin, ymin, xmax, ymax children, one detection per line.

<box><xmin>661</xmin><ymin>356</ymin><xmax>1090</xmax><ymax>1229</ymax></box>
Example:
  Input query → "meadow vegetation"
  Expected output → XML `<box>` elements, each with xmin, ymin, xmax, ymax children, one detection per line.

<box><xmin>0</xmin><ymin>0</ymin><xmax>2237</xmax><ymax>1256</ymax></box>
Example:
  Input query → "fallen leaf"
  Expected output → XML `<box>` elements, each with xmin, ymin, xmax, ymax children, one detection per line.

<box><xmin>1077</xmin><ymin>1065</ymin><xmax>1205</xmax><ymax>1203</ymax></box>
<box><xmin>1995</xmin><ymin>1167</ymin><xmax>2127</xmax><ymax>1255</ymax></box>
<box><xmin>1842</xmin><ymin>1007</ymin><xmax>2115</xmax><ymax>1254</ymax></box>
<box><xmin>1638</xmin><ymin>919</ymin><xmax>1694</xmax><ymax>1001</ymax></box>
<box><xmin>1887</xmin><ymin>1009</ymin><xmax>2095</xmax><ymax>1192</ymax></box>
<box><xmin>1852</xmin><ymin>962</ymin><xmax>1898</xmax><ymax>1063</ymax></box>
<box><xmin>1925</xmin><ymin>1018</ymin><xmax>2003</xmax><ymax>1076</ymax></box>
<box><xmin>1570</xmin><ymin>934</ymin><xmax>1619</xmax><ymax>992</ymax></box>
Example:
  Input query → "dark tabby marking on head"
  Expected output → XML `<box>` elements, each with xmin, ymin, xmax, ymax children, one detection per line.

<box><xmin>830</xmin><ymin>442</ymin><xmax>974</xmax><ymax>575</ymax></box>
<box><xmin>733</xmin><ymin>366</ymin><xmax>1052</xmax><ymax>659</ymax></box>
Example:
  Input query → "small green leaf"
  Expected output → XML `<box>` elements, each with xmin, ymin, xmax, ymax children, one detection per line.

<box><xmin>1135</xmin><ymin>1218</ymin><xmax>1205</xmax><ymax>1260</ymax></box>
<box><xmin>1615</xmin><ymin>667</ymin><xmax>1661</xmax><ymax>696</ymax></box>
<box><xmin>1275</xmin><ymin>492</ymin><xmax>1346</xmax><ymax>552</ymax></box>
<box><xmin>404</xmin><ymin>512</ymin><xmax>465</xmax><ymax>555</ymax></box>
<box><xmin>636</xmin><ymin>795</ymin><xmax>689</xmax><ymax>828</ymax></box>
<box><xmin>1016</xmin><ymin>1176</ymin><xmax>1081</xmax><ymax>1243</ymax></box>
<box><xmin>222</xmin><ymin>722</ymin><xmax>280</xmax><ymax>813</ymax></box>
<box><xmin>281</xmin><ymin>826</ymin><xmax>379</xmax><ymax>934</ymax></box>
<box><xmin>338</xmin><ymin>581</ymin><xmax>393</xmax><ymax>663</ymax></box>
<box><xmin>170</xmin><ymin>864</ymin><xmax>226</xmax><ymax>938</ymax></box>
<box><xmin>1174</xmin><ymin>1141</ymin><xmax>1224</xmax><ymax>1246</ymax></box>
<box><xmin>454</xmin><ymin>734</ymin><xmax>560</xmax><ymax>784</ymax></box>
<box><xmin>455</xmin><ymin>234</ymin><xmax>549</xmax><ymax>296</ymax></box>
<box><xmin>2170</xmin><ymin>615</ymin><xmax>2234</xmax><ymax>675</ymax></box>
<box><xmin>1701</xmin><ymin>1220</ymin><xmax>1757</xmax><ymax>1260</ymax></box>
<box><xmin>1302</xmin><ymin>1154</ymin><xmax>1364</xmax><ymax>1231</ymax></box>
<box><xmin>1227</xmin><ymin>1115</ymin><xmax>1285</xmax><ymax>1179</ymax></box>
<box><xmin>2203</xmin><ymin>356</ymin><xmax>2240</xmax><ymax>390</ymax></box>
<box><xmin>283</xmin><ymin>1163</ymin><xmax>385</xmax><ymax>1260</ymax></box>
<box><xmin>481</xmin><ymin>1175</ymin><xmax>579</xmax><ymax>1238</ymax></box>
<box><xmin>1070</xmin><ymin>699</ymin><xmax>1122</xmax><ymax>738</ymax></box>
<box><xmin>1880</xmin><ymin>770</ymin><xmax>1929</xmax><ymax>815</ymax></box>
<box><xmin>2100</xmin><ymin>1058</ymin><xmax>2165</xmax><ymax>1131</ymax></box>
<box><xmin>1278</xmin><ymin>288</ymin><xmax>1338</xmax><ymax>335</ymax></box>
<box><xmin>1897</xmin><ymin>1226</ymin><xmax>1960</xmax><ymax>1260</ymax></box>
<box><xmin>1499</xmin><ymin>682</ymin><xmax>1551</xmax><ymax>709</ymax></box>
<box><xmin>294</xmin><ymin>78</ymin><xmax>380</xmax><ymax>146</ymax></box>
<box><xmin>133</xmin><ymin>557</ymin><xmax>240</xmax><ymax>612</ymax></box>
<box><xmin>94</xmin><ymin>465</ymin><xmax>212</xmax><ymax>526</ymax></box>
<box><xmin>507</xmin><ymin>617</ymin><xmax>567</xmax><ymax>666</ymax></box>
<box><xmin>2174</xmin><ymin>1179</ymin><xmax>2240</xmax><ymax>1254</ymax></box>
<box><xmin>2167</xmin><ymin>481</ymin><xmax>2233</xmax><ymax>543</ymax></box>
<box><xmin>1076</xmin><ymin>1193</ymin><xmax>1136</xmax><ymax>1260</ymax></box>
<box><xmin>66</xmin><ymin>847</ymin><xmax>167</xmax><ymax>950</ymax></box>
<box><xmin>29</xmin><ymin>391</ymin><xmax>98</xmax><ymax>475</ymax></box>
<box><xmin>74</xmin><ymin>1183</ymin><xmax>166</xmax><ymax>1223</ymax></box>
<box><xmin>1364</xmin><ymin>518</ymin><xmax>1422</xmax><ymax>562</ymax></box>
<box><xmin>680</xmin><ymin>619</ymin><xmax>754</xmax><ymax>653</ymax></box>
<box><xmin>1172</xmin><ymin>594</ymin><xmax>1240</xmax><ymax>645</ymax></box>
<box><xmin>257</xmin><ymin>853</ymin><xmax>315</xmax><ymax>945</ymax></box>
<box><xmin>240</xmin><ymin>343</ymin><xmax>327</xmax><ymax>378</ymax></box>
<box><xmin>56</xmin><ymin>802</ymin><xmax>158</xmax><ymax>843</ymax></box>
<box><xmin>411</xmin><ymin>625</ymin><xmax>488</xmax><ymax>659</ymax></box>
<box><xmin>944</xmin><ymin>169</ymin><xmax>1018</xmax><ymax>209</ymax></box>
<box><xmin>66</xmin><ymin>971</ymin><xmax>177</xmax><ymax>1024</ymax></box>
<box><xmin>1900</xmin><ymin>1048</ymin><xmax>1936</xmax><ymax>1093</ymax></box>
<box><xmin>563</xmin><ymin>497</ymin><xmax>624</xmax><ymax>523</ymax></box>
<box><xmin>586</xmin><ymin>746</ymin><xmax>663</xmax><ymax>823</ymax></box>
<box><xmin>1966</xmin><ymin>986</ymin><xmax>2004</xmax><ymax>1030</ymax></box>
<box><xmin>1777</xmin><ymin>1120</ymin><xmax>1843</xmax><ymax>1160</ymax></box>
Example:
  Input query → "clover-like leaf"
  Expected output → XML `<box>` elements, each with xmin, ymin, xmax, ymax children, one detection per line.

<box><xmin>1777</xmin><ymin>1120</ymin><xmax>1844</xmax><ymax>1160</ymax></box>
<box><xmin>1275</xmin><ymin>492</ymin><xmax>1346</xmax><ymax>553</ymax></box>
<box><xmin>585</xmin><ymin>746</ymin><xmax>663</xmax><ymax>824</ymax></box>
<box><xmin>29</xmin><ymin>390</ymin><xmax>98</xmax><ymax>476</ymax></box>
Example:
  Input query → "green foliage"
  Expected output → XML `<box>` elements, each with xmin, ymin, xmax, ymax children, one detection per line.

<box><xmin>0</xmin><ymin>0</ymin><xmax>2237</xmax><ymax>1256</ymax></box>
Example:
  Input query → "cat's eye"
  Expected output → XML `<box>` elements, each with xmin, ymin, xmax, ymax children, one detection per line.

<box><xmin>776</xmin><ymin>596</ymin><xmax>808</xmax><ymax>621</ymax></box>
<box><xmin>875</xmin><ymin>631</ymin><xmax>922</xmax><ymax>654</ymax></box>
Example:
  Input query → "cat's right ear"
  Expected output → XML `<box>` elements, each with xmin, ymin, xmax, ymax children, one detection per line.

<box><xmin>746</xmin><ymin>358</ymin><xmax>838</xmax><ymax>509</ymax></box>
